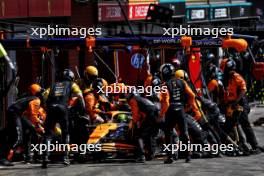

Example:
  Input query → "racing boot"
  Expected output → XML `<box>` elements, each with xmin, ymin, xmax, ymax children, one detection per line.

<box><xmin>258</xmin><ymin>146</ymin><xmax>264</xmax><ymax>152</ymax></box>
<box><xmin>164</xmin><ymin>151</ymin><xmax>178</xmax><ymax>164</ymax></box>
<box><xmin>0</xmin><ymin>146</ymin><xmax>14</xmax><ymax>166</ymax></box>
<box><xmin>24</xmin><ymin>155</ymin><xmax>32</xmax><ymax>164</ymax></box>
<box><xmin>32</xmin><ymin>150</ymin><xmax>41</xmax><ymax>164</ymax></box>
<box><xmin>172</xmin><ymin>151</ymin><xmax>179</xmax><ymax>161</ymax></box>
<box><xmin>185</xmin><ymin>155</ymin><xmax>191</xmax><ymax>163</ymax></box>
<box><xmin>136</xmin><ymin>155</ymin><xmax>146</xmax><ymax>163</ymax></box>
<box><xmin>201</xmin><ymin>151</ymin><xmax>215</xmax><ymax>158</ymax></box>
<box><xmin>63</xmin><ymin>135</ymin><xmax>70</xmax><ymax>166</ymax></box>
<box><xmin>136</xmin><ymin>138</ymin><xmax>146</xmax><ymax>163</ymax></box>
<box><xmin>145</xmin><ymin>136</ymin><xmax>156</xmax><ymax>161</ymax></box>
<box><xmin>0</xmin><ymin>159</ymin><xmax>14</xmax><ymax>166</ymax></box>
<box><xmin>41</xmin><ymin>155</ymin><xmax>49</xmax><ymax>169</ymax></box>
<box><xmin>145</xmin><ymin>154</ymin><xmax>154</xmax><ymax>161</ymax></box>
<box><xmin>24</xmin><ymin>143</ymin><xmax>33</xmax><ymax>164</ymax></box>
<box><xmin>240</xmin><ymin>143</ymin><xmax>251</xmax><ymax>156</ymax></box>
<box><xmin>251</xmin><ymin>147</ymin><xmax>262</xmax><ymax>155</ymax></box>
<box><xmin>164</xmin><ymin>157</ymin><xmax>174</xmax><ymax>164</ymax></box>
<box><xmin>164</xmin><ymin>131</ymin><xmax>179</xmax><ymax>164</ymax></box>
<box><xmin>184</xmin><ymin>150</ymin><xmax>191</xmax><ymax>163</ymax></box>
<box><xmin>63</xmin><ymin>155</ymin><xmax>70</xmax><ymax>166</ymax></box>
<box><xmin>41</xmin><ymin>137</ymin><xmax>51</xmax><ymax>169</ymax></box>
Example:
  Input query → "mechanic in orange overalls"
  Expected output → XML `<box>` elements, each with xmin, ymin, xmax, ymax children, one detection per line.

<box><xmin>174</xmin><ymin>69</ymin><xmax>201</xmax><ymax>121</ymax></box>
<box><xmin>206</xmin><ymin>64</ymin><xmax>225</xmax><ymax>104</ymax></box>
<box><xmin>223</xmin><ymin>58</ymin><xmax>262</xmax><ymax>154</ymax></box>
<box><xmin>83</xmin><ymin>66</ymin><xmax>99</xmax><ymax>89</ymax></box>
<box><xmin>0</xmin><ymin>84</ymin><xmax>44</xmax><ymax>166</ymax></box>
<box><xmin>21</xmin><ymin>102</ymin><xmax>46</xmax><ymax>163</ymax></box>
<box><xmin>83</xmin><ymin>78</ymin><xmax>111</xmax><ymax>124</ymax></box>
<box><xmin>127</xmin><ymin>92</ymin><xmax>159</xmax><ymax>163</ymax></box>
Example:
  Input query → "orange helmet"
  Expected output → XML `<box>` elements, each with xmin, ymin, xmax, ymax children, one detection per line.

<box><xmin>175</xmin><ymin>69</ymin><xmax>189</xmax><ymax>81</ymax></box>
<box><xmin>29</xmin><ymin>84</ymin><xmax>42</xmax><ymax>96</ymax></box>
<box><xmin>85</xmin><ymin>66</ymin><xmax>98</xmax><ymax>77</ymax></box>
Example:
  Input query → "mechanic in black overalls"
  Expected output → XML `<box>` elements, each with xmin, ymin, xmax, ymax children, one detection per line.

<box><xmin>159</xmin><ymin>63</ymin><xmax>193</xmax><ymax>164</ymax></box>
<box><xmin>42</xmin><ymin>69</ymin><xmax>85</xmax><ymax>168</ymax></box>
<box><xmin>0</xmin><ymin>84</ymin><xmax>44</xmax><ymax>166</ymax></box>
<box><xmin>127</xmin><ymin>93</ymin><xmax>159</xmax><ymax>162</ymax></box>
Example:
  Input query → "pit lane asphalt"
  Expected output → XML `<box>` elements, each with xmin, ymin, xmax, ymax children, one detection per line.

<box><xmin>0</xmin><ymin>106</ymin><xmax>263</xmax><ymax>176</ymax></box>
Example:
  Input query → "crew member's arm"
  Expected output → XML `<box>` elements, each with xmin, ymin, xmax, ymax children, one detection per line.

<box><xmin>85</xmin><ymin>93</ymin><xmax>96</xmax><ymax>114</ymax></box>
<box><xmin>144</xmin><ymin>72</ymin><xmax>153</xmax><ymax>88</ymax></box>
<box><xmin>83</xmin><ymin>94</ymin><xmax>101</xmax><ymax>118</ymax></box>
<box><xmin>207</xmin><ymin>79</ymin><xmax>218</xmax><ymax>93</ymax></box>
<box><xmin>128</xmin><ymin>98</ymin><xmax>140</xmax><ymax>124</ymax></box>
<box><xmin>38</xmin><ymin>107</ymin><xmax>46</xmax><ymax>124</ymax></box>
<box><xmin>28</xmin><ymin>98</ymin><xmax>41</xmax><ymax>125</ymax></box>
<box><xmin>93</xmin><ymin>101</ymin><xmax>103</xmax><ymax>114</ymax></box>
<box><xmin>184</xmin><ymin>81</ymin><xmax>201</xmax><ymax>121</ymax></box>
<box><xmin>72</xmin><ymin>82</ymin><xmax>85</xmax><ymax>109</ymax></box>
<box><xmin>98</xmin><ymin>95</ymin><xmax>114</xmax><ymax>112</ymax></box>
<box><xmin>159</xmin><ymin>85</ymin><xmax>170</xmax><ymax>119</ymax></box>
<box><xmin>43</xmin><ymin>88</ymin><xmax>50</xmax><ymax>103</ymax></box>
<box><xmin>235</xmin><ymin>74</ymin><xmax>247</xmax><ymax>104</ymax></box>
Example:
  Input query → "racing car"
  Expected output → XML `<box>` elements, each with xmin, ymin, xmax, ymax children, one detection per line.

<box><xmin>87</xmin><ymin>111</ymin><xmax>137</xmax><ymax>160</ymax></box>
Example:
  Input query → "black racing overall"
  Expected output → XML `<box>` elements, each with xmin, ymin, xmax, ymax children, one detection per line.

<box><xmin>43</xmin><ymin>81</ymin><xmax>72</xmax><ymax>164</ymax></box>
<box><xmin>165</xmin><ymin>78</ymin><xmax>190</xmax><ymax>160</ymax></box>
<box><xmin>133</xmin><ymin>96</ymin><xmax>158</xmax><ymax>160</ymax></box>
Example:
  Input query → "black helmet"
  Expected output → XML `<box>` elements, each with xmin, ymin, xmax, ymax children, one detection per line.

<box><xmin>241</xmin><ymin>51</ymin><xmax>250</xmax><ymax>60</ymax></box>
<box><xmin>225</xmin><ymin>59</ymin><xmax>236</xmax><ymax>72</ymax></box>
<box><xmin>92</xmin><ymin>78</ymin><xmax>104</xmax><ymax>92</ymax></box>
<box><xmin>207</xmin><ymin>64</ymin><xmax>217</xmax><ymax>79</ymax></box>
<box><xmin>207</xmin><ymin>64</ymin><xmax>223</xmax><ymax>81</ymax></box>
<box><xmin>171</xmin><ymin>57</ymin><xmax>181</xmax><ymax>70</ymax></box>
<box><xmin>233</xmin><ymin>52</ymin><xmax>241</xmax><ymax>61</ymax></box>
<box><xmin>207</xmin><ymin>53</ymin><xmax>215</xmax><ymax>61</ymax></box>
<box><xmin>152</xmin><ymin>76</ymin><xmax>161</xmax><ymax>87</ymax></box>
<box><xmin>160</xmin><ymin>63</ymin><xmax>175</xmax><ymax>81</ymax></box>
<box><xmin>62</xmin><ymin>69</ymin><xmax>75</xmax><ymax>81</ymax></box>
